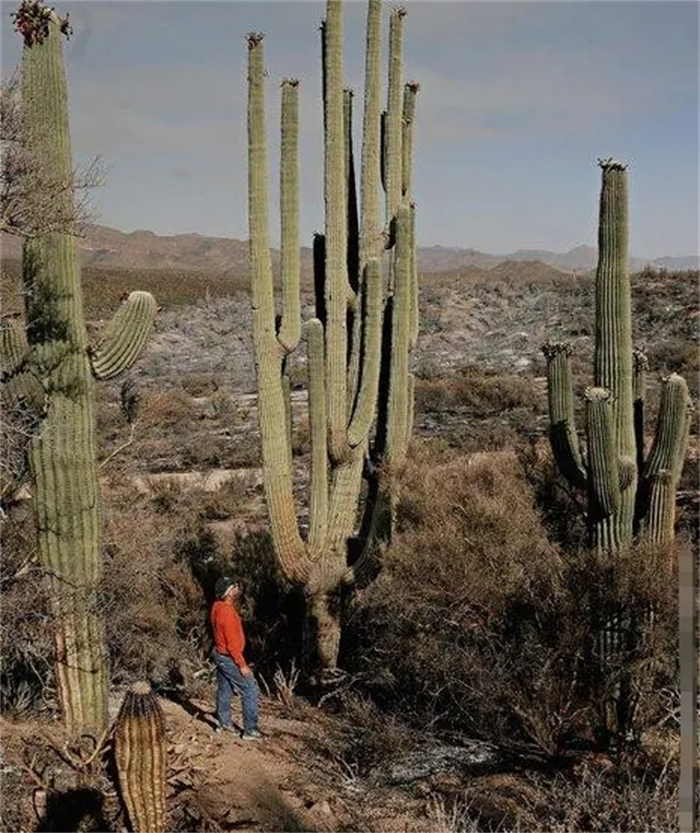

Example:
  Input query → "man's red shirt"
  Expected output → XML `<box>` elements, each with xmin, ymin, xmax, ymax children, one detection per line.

<box><xmin>211</xmin><ymin>599</ymin><xmax>246</xmax><ymax>668</ymax></box>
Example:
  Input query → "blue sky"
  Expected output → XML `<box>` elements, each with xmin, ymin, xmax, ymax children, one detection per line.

<box><xmin>1</xmin><ymin>1</ymin><xmax>698</xmax><ymax>258</ymax></box>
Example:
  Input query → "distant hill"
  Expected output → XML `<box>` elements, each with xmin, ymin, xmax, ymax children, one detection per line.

<box><xmin>1</xmin><ymin>225</ymin><xmax>696</xmax><ymax>275</ymax></box>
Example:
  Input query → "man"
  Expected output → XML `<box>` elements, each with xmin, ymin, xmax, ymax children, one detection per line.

<box><xmin>210</xmin><ymin>576</ymin><xmax>262</xmax><ymax>740</ymax></box>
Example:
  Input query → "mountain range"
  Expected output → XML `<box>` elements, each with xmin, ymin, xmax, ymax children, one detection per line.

<box><xmin>1</xmin><ymin>225</ymin><xmax>697</xmax><ymax>275</ymax></box>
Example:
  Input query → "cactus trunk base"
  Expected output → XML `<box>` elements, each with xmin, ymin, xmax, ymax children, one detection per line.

<box><xmin>51</xmin><ymin>581</ymin><xmax>109</xmax><ymax>737</ymax></box>
<box><xmin>302</xmin><ymin>586</ymin><xmax>344</xmax><ymax>685</ymax></box>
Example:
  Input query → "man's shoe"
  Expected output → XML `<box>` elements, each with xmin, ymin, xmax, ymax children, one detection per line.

<box><xmin>241</xmin><ymin>728</ymin><xmax>263</xmax><ymax>740</ymax></box>
<box><xmin>215</xmin><ymin>724</ymin><xmax>236</xmax><ymax>734</ymax></box>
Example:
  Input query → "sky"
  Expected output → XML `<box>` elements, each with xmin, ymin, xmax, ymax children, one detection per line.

<box><xmin>1</xmin><ymin>0</ymin><xmax>698</xmax><ymax>259</ymax></box>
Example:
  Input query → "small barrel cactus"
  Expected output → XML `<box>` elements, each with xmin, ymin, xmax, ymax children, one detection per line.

<box><xmin>113</xmin><ymin>682</ymin><xmax>167</xmax><ymax>833</ymax></box>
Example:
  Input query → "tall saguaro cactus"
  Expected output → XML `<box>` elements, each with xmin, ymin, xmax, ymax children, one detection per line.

<box><xmin>247</xmin><ymin>0</ymin><xmax>419</xmax><ymax>680</ymax></box>
<box><xmin>542</xmin><ymin>159</ymin><xmax>692</xmax><ymax>553</ymax></box>
<box><xmin>1</xmin><ymin>2</ymin><xmax>156</xmax><ymax>737</ymax></box>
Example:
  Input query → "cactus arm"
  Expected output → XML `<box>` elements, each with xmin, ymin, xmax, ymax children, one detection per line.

<box><xmin>359</xmin><ymin>0</ymin><xmax>383</xmax><ymax>270</ymax></box>
<box><xmin>345</xmin><ymin>88</ymin><xmax>363</xmax><ymax>404</ymax></box>
<box><xmin>403</xmin><ymin>371</ymin><xmax>415</xmax><ymax>459</ymax></box>
<box><xmin>384</xmin><ymin>204</ymin><xmax>412</xmax><ymax>469</ymax></box>
<box><xmin>326</xmin><ymin>442</ymin><xmax>367</xmax><ymax>552</ymax></box>
<box><xmin>1</xmin><ymin>318</ymin><xmax>29</xmax><ymax>377</ymax></box>
<box><xmin>408</xmin><ymin>201</ymin><xmax>419</xmax><ymax>349</ymax></box>
<box><xmin>585</xmin><ymin>387</ymin><xmax>621</xmax><ymax>516</ymax></box>
<box><xmin>305</xmin><ymin>318</ymin><xmax>328</xmax><ymax>554</ymax></box>
<box><xmin>633</xmin><ymin>348</ymin><xmax>648</xmax><ymax>474</ymax></box>
<box><xmin>1</xmin><ymin>320</ymin><xmax>45</xmax><ymax>500</ymax></box>
<box><xmin>89</xmin><ymin>291</ymin><xmax>156</xmax><ymax>380</ymax></box>
<box><xmin>401</xmin><ymin>82</ymin><xmax>418</xmax><ymax>201</ymax></box>
<box><xmin>1</xmin><ymin>319</ymin><xmax>46</xmax><ymax>413</ymax></box>
<box><xmin>639</xmin><ymin>373</ymin><xmax>692</xmax><ymax>544</ymax></box>
<box><xmin>586</xmin><ymin>387</ymin><xmax>624</xmax><ymax>552</ymax></box>
<box><xmin>542</xmin><ymin>341</ymin><xmax>587</xmax><ymax>488</ymax></box>
<box><xmin>247</xmin><ymin>33</ymin><xmax>310</xmax><ymax>584</ymax></box>
<box><xmin>401</xmin><ymin>83</ymin><xmax>419</xmax><ymax>349</ymax></box>
<box><xmin>281</xmin><ymin>359</ymin><xmax>293</xmax><ymax>472</ymax></box>
<box><xmin>348</xmin><ymin>0</ymin><xmax>383</xmax><ymax>410</ymax></box>
<box><xmin>347</xmin><ymin>257</ymin><xmax>383</xmax><ymax>446</ymax></box>
<box><xmin>277</xmin><ymin>79</ymin><xmax>301</xmax><ymax>353</ymax></box>
<box><xmin>345</xmin><ymin>88</ymin><xmax>360</xmax><ymax>295</ymax></box>
<box><xmin>323</xmin><ymin>0</ymin><xmax>352</xmax><ymax>465</ymax></box>
<box><xmin>384</xmin><ymin>7</ymin><xmax>405</xmax><ymax>226</ymax></box>
<box><xmin>114</xmin><ymin>682</ymin><xmax>167</xmax><ymax>833</ymax></box>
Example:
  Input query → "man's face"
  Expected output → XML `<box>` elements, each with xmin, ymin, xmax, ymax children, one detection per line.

<box><xmin>226</xmin><ymin>582</ymin><xmax>240</xmax><ymax>601</ymax></box>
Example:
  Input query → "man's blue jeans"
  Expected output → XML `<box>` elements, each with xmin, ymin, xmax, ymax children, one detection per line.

<box><xmin>211</xmin><ymin>649</ymin><xmax>259</xmax><ymax>732</ymax></box>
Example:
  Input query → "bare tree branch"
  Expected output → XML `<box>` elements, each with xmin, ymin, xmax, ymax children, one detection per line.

<box><xmin>1</xmin><ymin>66</ymin><xmax>105</xmax><ymax>239</ymax></box>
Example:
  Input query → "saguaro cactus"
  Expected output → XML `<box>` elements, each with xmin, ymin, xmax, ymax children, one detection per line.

<box><xmin>542</xmin><ymin>159</ymin><xmax>692</xmax><ymax>553</ymax></box>
<box><xmin>247</xmin><ymin>0</ymin><xmax>419</xmax><ymax>680</ymax></box>
<box><xmin>113</xmin><ymin>682</ymin><xmax>167</xmax><ymax>833</ymax></box>
<box><xmin>1</xmin><ymin>2</ymin><xmax>156</xmax><ymax>737</ymax></box>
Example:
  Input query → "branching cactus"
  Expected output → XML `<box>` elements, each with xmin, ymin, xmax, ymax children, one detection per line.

<box><xmin>1</xmin><ymin>2</ymin><xmax>156</xmax><ymax>737</ymax></box>
<box><xmin>542</xmin><ymin>159</ymin><xmax>692</xmax><ymax>553</ymax></box>
<box><xmin>113</xmin><ymin>681</ymin><xmax>167</xmax><ymax>833</ymax></box>
<box><xmin>247</xmin><ymin>0</ymin><xmax>419</xmax><ymax>680</ymax></box>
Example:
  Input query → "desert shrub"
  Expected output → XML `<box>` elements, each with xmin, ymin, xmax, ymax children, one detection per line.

<box><xmin>415</xmin><ymin>366</ymin><xmax>542</xmax><ymax>418</ymax></box>
<box><xmin>316</xmin><ymin>692</ymin><xmax>417</xmax><ymax>778</ymax></box>
<box><xmin>180</xmin><ymin>373</ymin><xmax>220</xmax><ymax>397</ymax></box>
<box><xmin>518</xmin><ymin>440</ymin><xmax>588</xmax><ymax>551</ymax></box>
<box><xmin>139</xmin><ymin>388</ymin><xmax>194</xmax><ymax>430</ymax></box>
<box><xmin>101</xmin><ymin>486</ymin><xmax>207</xmax><ymax>688</ymax></box>
<box><xmin>646</xmin><ymin>340</ymin><xmax>699</xmax><ymax>376</ymax></box>
<box><xmin>430</xmin><ymin>762</ymin><xmax>676</xmax><ymax>832</ymax></box>
<box><xmin>0</xmin><ymin>503</ymin><xmax>55</xmax><ymax>715</ymax></box>
<box><xmin>342</xmin><ymin>441</ymin><xmax>679</xmax><ymax>758</ymax></box>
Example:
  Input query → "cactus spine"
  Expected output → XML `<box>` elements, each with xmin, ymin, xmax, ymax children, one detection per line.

<box><xmin>543</xmin><ymin>159</ymin><xmax>692</xmax><ymax>553</ymax></box>
<box><xmin>1</xmin><ymin>3</ymin><xmax>156</xmax><ymax>737</ymax></box>
<box><xmin>247</xmin><ymin>0</ymin><xmax>418</xmax><ymax>679</ymax></box>
<box><xmin>113</xmin><ymin>682</ymin><xmax>167</xmax><ymax>833</ymax></box>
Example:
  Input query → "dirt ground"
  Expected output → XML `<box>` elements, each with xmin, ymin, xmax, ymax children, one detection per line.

<box><xmin>0</xmin><ymin>689</ymin><xmax>440</xmax><ymax>833</ymax></box>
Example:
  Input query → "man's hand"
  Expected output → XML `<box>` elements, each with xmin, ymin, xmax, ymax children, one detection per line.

<box><xmin>240</xmin><ymin>664</ymin><xmax>253</xmax><ymax>677</ymax></box>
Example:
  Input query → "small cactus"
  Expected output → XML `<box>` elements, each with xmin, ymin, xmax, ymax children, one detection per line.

<box><xmin>113</xmin><ymin>682</ymin><xmax>167</xmax><ymax>833</ymax></box>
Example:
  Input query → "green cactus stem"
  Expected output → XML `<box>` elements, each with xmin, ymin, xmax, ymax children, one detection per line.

<box><xmin>247</xmin><ymin>31</ymin><xmax>311</xmax><ymax>585</ymax></box>
<box><xmin>639</xmin><ymin>373</ymin><xmax>692</xmax><ymax>544</ymax></box>
<box><xmin>278</xmin><ymin>79</ymin><xmax>301</xmax><ymax>353</ymax></box>
<box><xmin>7</xmin><ymin>2</ymin><xmax>156</xmax><ymax>738</ymax></box>
<box><xmin>384</xmin><ymin>202</ymin><xmax>412</xmax><ymax>469</ymax></box>
<box><xmin>384</xmin><ymin>6</ymin><xmax>406</xmax><ymax>222</ymax></box>
<box><xmin>89</xmin><ymin>291</ymin><xmax>157</xmax><ymax>379</ymax></box>
<box><xmin>542</xmin><ymin>342</ymin><xmax>587</xmax><ymax>489</ymax></box>
<box><xmin>113</xmin><ymin>681</ymin><xmax>167</xmax><ymax>833</ymax></box>
<box><xmin>401</xmin><ymin>82</ymin><xmax>419</xmax><ymax>201</ymax></box>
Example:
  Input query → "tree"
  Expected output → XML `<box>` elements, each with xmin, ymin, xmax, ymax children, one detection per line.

<box><xmin>1</xmin><ymin>54</ymin><xmax>104</xmax><ymax>238</ymax></box>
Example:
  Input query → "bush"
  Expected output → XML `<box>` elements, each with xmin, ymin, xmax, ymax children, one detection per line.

<box><xmin>0</xmin><ymin>503</ymin><xmax>55</xmax><ymax>715</ymax></box>
<box><xmin>342</xmin><ymin>441</ymin><xmax>679</xmax><ymax>759</ymax></box>
<box><xmin>100</xmin><ymin>484</ymin><xmax>208</xmax><ymax>689</ymax></box>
